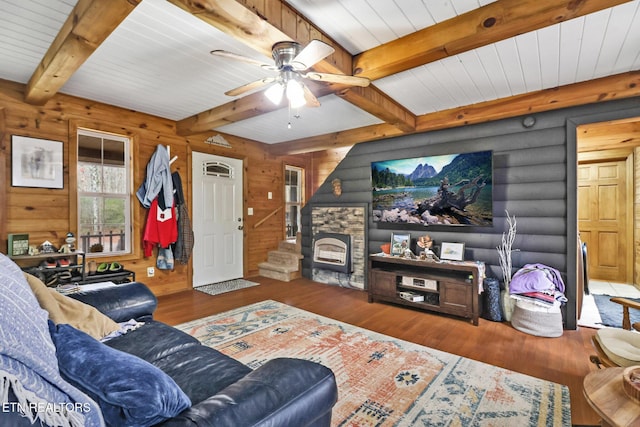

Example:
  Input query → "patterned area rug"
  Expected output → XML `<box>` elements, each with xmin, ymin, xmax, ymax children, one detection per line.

<box><xmin>194</xmin><ymin>279</ymin><xmax>259</xmax><ymax>296</ymax></box>
<box><xmin>176</xmin><ymin>300</ymin><xmax>571</xmax><ymax>426</ymax></box>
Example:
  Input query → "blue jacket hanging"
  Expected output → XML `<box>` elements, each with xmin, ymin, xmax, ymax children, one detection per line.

<box><xmin>136</xmin><ymin>144</ymin><xmax>174</xmax><ymax>209</ymax></box>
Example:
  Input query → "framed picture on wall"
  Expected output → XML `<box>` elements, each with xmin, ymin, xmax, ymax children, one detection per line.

<box><xmin>390</xmin><ymin>233</ymin><xmax>411</xmax><ymax>256</ymax></box>
<box><xmin>440</xmin><ymin>242</ymin><xmax>465</xmax><ymax>261</ymax></box>
<box><xmin>11</xmin><ymin>135</ymin><xmax>64</xmax><ymax>189</ymax></box>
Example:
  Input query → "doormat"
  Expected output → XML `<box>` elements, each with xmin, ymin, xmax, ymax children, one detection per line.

<box><xmin>194</xmin><ymin>279</ymin><xmax>259</xmax><ymax>296</ymax></box>
<box><xmin>593</xmin><ymin>294</ymin><xmax>640</xmax><ymax>328</ymax></box>
<box><xmin>177</xmin><ymin>300</ymin><xmax>571</xmax><ymax>426</ymax></box>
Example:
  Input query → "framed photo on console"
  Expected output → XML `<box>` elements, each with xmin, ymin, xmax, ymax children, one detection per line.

<box><xmin>440</xmin><ymin>242</ymin><xmax>465</xmax><ymax>261</ymax></box>
<box><xmin>390</xmin><ymin>233</ymin><xmax>411</xmax><ymax>256</ymax></box>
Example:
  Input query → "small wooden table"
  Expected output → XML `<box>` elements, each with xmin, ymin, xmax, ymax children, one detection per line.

<box><xmin>583</xmin><ymin>367</ymin><xmax>640</xmax><ymax>426</ymax></box>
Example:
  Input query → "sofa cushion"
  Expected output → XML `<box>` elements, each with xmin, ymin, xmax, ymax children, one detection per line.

<box><xmin>153</xmin><ymin>345</ymin><xmax>252</xmax><ymax>405</ymax></box>
<box><xmin>49</xmin><ymin>322</ymin><xmax>191</xmax><ymax>427</ymax></box>
<box><xmin>24</xmin><ymin>272</ymin><xmax>120</xmax><ymax>340</ymax></box>
<box><xmin>105</xmin><ymin>320</ymin><xmax>201</xmax><ymax>364</ymax></box>
<box><xmin>69</xmin><ymin>281</ymin><xmax>158</xmax><ymax>322</ymax></box>
<box><xmin>165</xmin><ymin>358</ymin><xmax>338</xmax><ymax>427</ymax></box>
<box><xmin>103</xmin><ymin>320</ymin><xmax>252</xmax><ymax>404</ymax></box>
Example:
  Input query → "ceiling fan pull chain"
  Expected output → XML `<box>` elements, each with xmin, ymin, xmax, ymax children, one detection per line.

<box><xmin>288</xmin><ymin>102</ymin><xmax>292</xmax><ymax>129</ymax></box>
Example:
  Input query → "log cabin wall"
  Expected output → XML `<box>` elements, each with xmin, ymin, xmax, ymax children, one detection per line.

<box><xmin>0</xmin><ymin>79</ymin><xmax>311</xmax><ymax>296</ymax></box>
<box><xmin>301</xmin><ymin>96</ymin><xmax>640</xmax><ymax>330</ymax></box>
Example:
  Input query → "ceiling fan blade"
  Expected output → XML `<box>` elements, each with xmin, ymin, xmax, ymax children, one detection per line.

<box><xmin>225</xmin><ymin>77</ymin><xmax>276</xmax><ymax>97</ymax></box>
<box><xmin>291</xmin><ymin>40</ymin><xmax>335</xmax><ymax>70</ymax></box>
<box><xmin>210</xmin><ymin>50</ymin><xmax>271</xmax><ymax>69</ymax></box>
<box><xmin>302</xmin><ymin>84</ymin><xmax>320</xmax><ymax>107</ymax></box>
<box><xmin>303</xmin><ymin>72</ymin><xmax>370</xmax><ymax>87</ymax></box>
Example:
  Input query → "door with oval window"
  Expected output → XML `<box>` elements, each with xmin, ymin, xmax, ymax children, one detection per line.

<box><xmin>191</xmin><ymin>152</ymin><xmax>243</xmax><ymax>286</ymax></box>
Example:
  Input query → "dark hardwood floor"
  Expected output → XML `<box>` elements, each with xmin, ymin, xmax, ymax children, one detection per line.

<box><xmin>155</xmin><ymin>276</ymin><xmax>600</xmax><ymax>426</ymax></box>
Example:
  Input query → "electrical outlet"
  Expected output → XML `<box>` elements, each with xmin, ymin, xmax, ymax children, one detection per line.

<box><xmin>147</xmin><ymin>267</ymin><xmax>155</xmax><ymax>277</ymax></box>
<box><xmin>268</xmin><ymin>192</ymin><xmax>273</xmax><ymax>199</ymax></box>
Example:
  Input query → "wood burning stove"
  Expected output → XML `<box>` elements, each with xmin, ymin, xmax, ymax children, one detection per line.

<box><xmin>312</xmin><ymin>232</ymin><xmax>352</xmax><ymax>273</ymax></box>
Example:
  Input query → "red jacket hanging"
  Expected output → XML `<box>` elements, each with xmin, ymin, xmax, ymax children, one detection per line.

<box><xmin>143</xmin><ymin>198</ymin><xmax>178</xmax><ymax>257</ymax></box>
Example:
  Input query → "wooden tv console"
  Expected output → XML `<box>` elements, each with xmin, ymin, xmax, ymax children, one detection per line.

<box><xmin>368</xmin><ymin>255</ymin><xmax>483</xmax><ymax>325</ymax></box>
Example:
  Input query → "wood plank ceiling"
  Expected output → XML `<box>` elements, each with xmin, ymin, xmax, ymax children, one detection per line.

<box><xmin>0</xmin><ymin>0</ymin><xmax>638</xmax><ymax>154</ymax></box>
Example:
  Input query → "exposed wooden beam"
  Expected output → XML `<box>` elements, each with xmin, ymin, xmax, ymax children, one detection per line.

<box><xmin>177</xmin><ymin>90</ymin><xmax>285</xmax><ymax>135</ymax></box>
<box><xmin>24</xmin><ymin>0</ymin><xmax>139</xmax><ymax>105</ymax></box>
<box><xmin>353</xmin><ymin>0</ymin><xmax>631</xmax><ymax>81</ymax></box>
<box><xmin>167</xmin><ymin>0</ymin><xmax>287</xmax><ymax>60</ymax></box>
<box><xmin>577</xmin><ymin>120</ymin><xmax>640</xmax><ymax>152</ymax></box>
<box><xmin>176</xmin><ymin>83</ymin><xmax>335</xmax><ymax>136</ymax></box>
<box><xmin>269</xmin><ymin>123</ymin><xmax>404</xmax><ymax>155</ymax></box>
<box><xmin>270</xmin><ymin>71</ymin><xmax>640</xmax><ymax>155</ymax></box>
<box><xmin>169</xmin><ymin>0</ymin><xmax>351</xmax><ymax>77</ymax></box>
<box><xmin>171</xmin><ymin>0</ymin><xmax>415</xmax><ymax>135</ymax></box>
<box><xmin>415</xmin><ymin>71</ymin><xmax>640</xmax><ymax>132</ymax></box>
<box><xmin>177</xmin><ymin>80</ymin><xmax>417</xmax><ymax>137</ymax></box>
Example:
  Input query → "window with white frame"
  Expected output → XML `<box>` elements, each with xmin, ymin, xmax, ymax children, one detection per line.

<box><xmin>77</xmin><ymin>129</ymin><xmax>131</xmax><ymax>254</ymax></box>
<box><xmin>285</xmin><ymin>165</ymin><xmax>304</xmax><ymax>239</ymax></box>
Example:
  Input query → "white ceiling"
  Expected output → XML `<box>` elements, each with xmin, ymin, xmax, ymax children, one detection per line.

<box><xmin>0</xmin><ymin>0</ymin><xmax>638</xmax><ymax>146</ymax></box>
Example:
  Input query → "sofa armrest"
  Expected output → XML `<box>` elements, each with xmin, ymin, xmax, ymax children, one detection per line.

<box><xmin>159</xmin><ymin>358</ymin><xmax>338</xmax><ymax>427</ymax></box>
<box><xmin>68</xmin><ymin>281</ymin><xmax>157</xmax><ymax>322</ymax></box>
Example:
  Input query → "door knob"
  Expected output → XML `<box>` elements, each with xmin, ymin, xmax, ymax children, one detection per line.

<box><xmin>238</xmin><ymin>225</ymin><xmax>244</xmax><ymax>230</ymax></box>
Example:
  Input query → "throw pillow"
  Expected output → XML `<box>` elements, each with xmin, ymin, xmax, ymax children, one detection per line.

<box><xmin>24</xmin><ymin>272</ymin><xmax>120</xmax><ymax>340</ymax></box>
<box><xmin>49</xmin><ymin>322</ymin><xmax>191</xmax><ymax>427</ymax></box>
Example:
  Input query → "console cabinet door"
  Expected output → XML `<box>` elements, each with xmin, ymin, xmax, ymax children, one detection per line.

<box><xmin>440</xmin><ymin>281</ymin><xmax>472</xmax><ymax>316</ymax></box>
<box><xmin>370</xmin><ymin>270</ymin><xmax>397</xmax><ymax>297</ymax></box>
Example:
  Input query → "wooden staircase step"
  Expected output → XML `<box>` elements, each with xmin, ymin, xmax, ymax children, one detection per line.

<box><xmin>267</xmin><ymin>250</ymin><xmax>303</xmax><ymax>266</ymax></box>
<box><xmin>278</xmin><ymin>239</ymin><xmax>301</xmax><ymax>253</ymax></box>
<box><xmin>258</xmin><ymin>261</ymin><xmax>301</xmax><ymax>282</ymax></box>
<box><xmin>258</xmin><ymin>261</ymin><xmax>298</xmax><ymax>273</ymax></box>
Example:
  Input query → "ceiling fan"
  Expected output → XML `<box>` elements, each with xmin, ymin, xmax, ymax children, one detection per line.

<box><xmin>211</xmin><ymin>40</ymin><xmax>370</xmax><ymax>109</ymax></box>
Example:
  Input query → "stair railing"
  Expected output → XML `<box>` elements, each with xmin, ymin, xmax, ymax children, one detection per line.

<box><xmin>253</xmin><ymin>206</ymin><xmax>283</xmax><ymax>229</ymax></box>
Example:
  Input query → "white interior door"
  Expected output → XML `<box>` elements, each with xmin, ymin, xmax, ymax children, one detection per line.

<box><xmin>192</xmin><ymin>152</ymin><xmax>243</xmax><ymax>287</ymax></box>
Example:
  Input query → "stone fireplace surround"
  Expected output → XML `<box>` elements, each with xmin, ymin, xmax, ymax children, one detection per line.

<box><xmin>310</xmin><ymin>205</ymin><xmax>366</xmax><ymax>289</ymax></box>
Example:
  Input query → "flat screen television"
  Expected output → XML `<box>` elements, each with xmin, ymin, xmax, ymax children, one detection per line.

<box><xmin>371</xmin><ymin>150</ymin><xmax>493</xmax><ymax>227</ymax></box>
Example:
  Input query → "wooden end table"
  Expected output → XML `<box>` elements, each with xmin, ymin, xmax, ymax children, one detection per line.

<box><xmin>583</xmin><ymin>367</ymin><xmax>640</xmax><ymax>426</ymax></box>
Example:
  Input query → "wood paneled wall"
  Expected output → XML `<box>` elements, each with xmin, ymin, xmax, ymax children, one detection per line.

<box><xmin>0</xmin><ymin>79</ymin><xmax>311</xmax><ymax>296</ymax></box>
<box><xmin>302</xmin><ymin>96</ymin><xmax>640</xmax><ymax>330</ymax></box>
<box><xmin>310</xmin><ymin>146</ymin><xmax>351</xmax><ymax>193</ymax></box>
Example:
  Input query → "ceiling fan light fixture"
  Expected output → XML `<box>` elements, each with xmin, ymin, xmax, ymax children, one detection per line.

<box><xmin>286</xmin><ymin>79</ymin><xmax>306</xmax><ymax>109</ymax></box>
<box><xmin>265</xmin><ymin>82</ymin><xmax>284</xmax><ymax>105</ymax></box>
